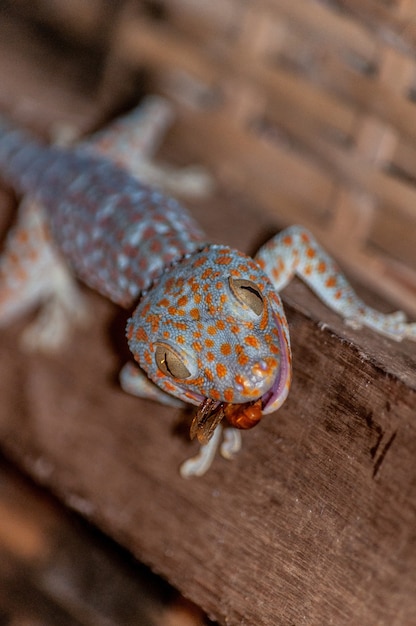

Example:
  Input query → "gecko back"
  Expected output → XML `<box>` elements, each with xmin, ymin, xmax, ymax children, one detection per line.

<box><xmin>0</xmin><ymin>117</ymin><xmax>205</xmax><ymax>307</ymax></box>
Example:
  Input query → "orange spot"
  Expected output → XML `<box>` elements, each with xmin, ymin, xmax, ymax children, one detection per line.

<box><xmin>202</xmin><ymin>268</ymin><xmax>213</xmax><ymax>279</ymax></box>
<box><xmin>192</xmin><ymin>341</ymin><xmax>202</xmax><ymax>352</ymax></box>
<box><xmin>245</xmin><ymin>335</ymin><xmax>259</xmax><ymax>348</ymax></box>
<box><xmin>177</xmin><ymin>295</ymin><xmax>188</xmax><ymax>307</ymax></box>
<box><xmin>150</xmin><ymin>240</ymin><xmax>162</xmax><ymax>253</ymax></box>
<box><xmin>205</xmin><ymin>338</ymin><xmax>214</xmax><ymax>348</ymax></box>
<box><xmin>194</xmin><ymin>293</ymin><xmax>201</xmax><ymax>304</ymax></box>
<box><xmin>221</xmin><ymin>343</ymin><xmax>231</xmax><ymax>356</ymax></box>
<box><xmin>206</xmin><ymin>352</ymin><xmax>215</xmax><ymax>361</ymax></box>
<box><xmin>168</xmin><ymin>306</ymin><xmax>185</xmax><ymax>316</ymax></box>
<box><xmin>335</xmin><ymin>290</ymin><xmax>342</xmax><ymax>300</ymax></box>
<box><xmin>304</xmin><ymin>265</ymin><xmax>312</xmax><ymax>276</ymax></box>
<box><xmin>216</xmin><ymin>363</ymin><xmax>228</xmax><ymax>378</ymax></box>
<box><xmin>210</xmin><ymin>389</ymin><xmax>221</xmax><ymax>401</ymax></box>
<box><xmin>224</xmin><ymin>388</ymin><xmax>234</xmax><ymax>402</ymax></box>
<box><xmin>164</xmin><ymin>277</ymin><xmax>175</xmax><ymax>292</ymax></box>
<box><xmin>234</xmin><ymin>374</ymin><xmax>246</xmax><ymax>388</ymax></box>
<box><xmin>146</xmin><ymin>314</ymin><xmax>159</xmax><ymax>332</ymax></box>
<box><xmin>141</xmin><ymin>302</ymin><xmax>151</xmax><ymax>316</ymax></box>
<box><xmin>204</xmin><ymin>368</ymin><xmax>214</xmax><ymax>381</ymax></box>
<box><xmin>325</xmin><ymin>276</ymin><xmax>337</xmax><ymax>288</ymax></box>
<box><xmin>164</xmin><ymin>381</ymin><xmax>176</xmax><ymax>392</ymax></box>
<box><xmin>177</xmin><ymin>335</ymin><xmax>185</xmax><ymax>344</ymax></box>
<box><xmin>259</xmin><ymin>308</ymin><xmax>269</xmax><ymax>331</ymax></box>
<box><xmin>216</xmin><ymin>255</ymin><xmax>232</xmax><ymax>265</ymax></box>
<box><xmin>283</xmin><ymin>235</ymin><xmax>293</xmax><ymax>246</ymax></box>
<box><xmin>318</xmin><ymin>261</ymin><xmax>327</xmax><ymax>273</ymax></box>
<box><xmin>158</xmin><ymin>297</ymin><xmax>170</xmax><ymax>307</ymax></box>
<box><xmin>216</xmin><ymin>319</ymin><xmax>225</xmax><ymax>330</ymax></box>
<box><xmin>194</xmin><ymin>255</ymin><xmax>208</xmax><ymax>267</ymax></box>
<box><xmin>236</xmin><ymin>349</ymin><xmax>249</xmax><ymax>366</ymax></box>
<box><xmin>135</xmin><ymin>327</ymin><xmax>148</xmax><ymax>342</ymax></box>
<box><xmin>174</xmin><ymin>321</ymin><xmax>187</xmax><ymax>330</ymax></box>
<box><xmin>190</xmin><ymin>308</ymin><xmax>200</xmax><ymax>320</ymax></box>
<box><xmin>306</xmin><ymin>247</ymin><xmax>316</xmax><ymax>258</ymax></box>
<box><xmin>301</xmin><ymin>232</ymin><xmax>310</xmax><ymax>243</ymax></box>
<box><xmin>207</xmin><ymin>325</ymin><xmax>217</xmax><ymax>336</ymax></box>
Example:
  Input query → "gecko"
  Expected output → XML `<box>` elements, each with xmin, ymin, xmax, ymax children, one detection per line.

<box><xmin>0</xmin><ymin>96</ymin><xmax>414</xmax><ymax>478</ymax></box>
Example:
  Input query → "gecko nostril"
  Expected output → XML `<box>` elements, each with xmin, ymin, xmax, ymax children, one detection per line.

<box><xmin>257</xmin><ymin>359</ymin><xmax>269</xmax><ymax>371</ymax></box>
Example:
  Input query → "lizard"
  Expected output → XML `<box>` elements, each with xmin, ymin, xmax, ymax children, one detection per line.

<box><xmin>0</xmin><ymin>96</ymin><xmax>414</xmax><ymax>478</ymax></box>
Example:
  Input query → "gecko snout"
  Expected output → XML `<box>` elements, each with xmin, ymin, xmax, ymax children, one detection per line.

<box><xmin>232</xmin><ymin>354</ymin><xmax>279</xmax><ymax>402</ymax></box>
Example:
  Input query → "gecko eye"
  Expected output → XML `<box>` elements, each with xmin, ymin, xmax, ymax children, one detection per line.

<box><xmin>155</xmin><ymin>343</ymin><xmax>191</xmax><ymax>379</ymax></box>
<box><xmin>229</xmin><ymin>278</ymin><xmax>264</xmax><ymax>316</ymax></box>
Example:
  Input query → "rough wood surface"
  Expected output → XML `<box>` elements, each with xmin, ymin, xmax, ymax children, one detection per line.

<box><xmin>1</xmin><ymin>185</ymin><xmax>416</xmax><ymax>626</ymax></box>
<box><xmin>0</xmin><ymin>457</ymin><xmax>208</xmax><ymax>626</ymax></box>
<box><xmin>0</xmin><ymin>8</ymin><xmax>416</xmax><ymax>626</ymax></box>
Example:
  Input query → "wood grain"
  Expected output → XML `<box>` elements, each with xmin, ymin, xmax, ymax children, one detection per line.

<box><xmin>0</xmin><ymin>188</ymin><xmax>415</xmax><ymax>625</ymax></box>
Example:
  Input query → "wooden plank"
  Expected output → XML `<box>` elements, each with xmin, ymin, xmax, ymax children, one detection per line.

<box><xmin>0</xmin><ymin>266</ymin><xmax>415</xmax><ymax>626</ymax></box>
<box><xmin>0</xmin><ymin>459</ymin><xmax>206</xmax><ymax>626</ymax></box>
<box><xmin>0</xmin><ymin>170</ymin><xmax>416</xmax><ymax>626</ymax></box>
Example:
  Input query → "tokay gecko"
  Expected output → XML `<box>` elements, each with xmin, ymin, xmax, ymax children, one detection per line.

<box><xmin>0</xmin><ymin>96</ymin><xmax>415</xmax><ymax>478</ymax></box>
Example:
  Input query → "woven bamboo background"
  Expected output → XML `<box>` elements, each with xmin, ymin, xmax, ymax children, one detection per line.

<box><xmin>5</xmin><ymin>0</ymin><xmax>416</xmax><ymax>314</ymax></box>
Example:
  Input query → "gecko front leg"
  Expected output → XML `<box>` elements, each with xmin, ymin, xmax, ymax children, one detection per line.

<box><xmin>256</xmin><ymin>225</ymin><xmax>416</xmax><ymax>341</ymax></box>
<box><xmin>120</xmin><ymin>362</ymin><xmax>242</xmax><ymax>477</ymax></box>
<box><xmin>85</xmin><ymin>96</ymin><xmax>213</xmax><ymax>198</ymax></box>
<box><xmin>120</xmin><ymin>362</ymin><xmax>185</xmax><ymax>408</ymax></box>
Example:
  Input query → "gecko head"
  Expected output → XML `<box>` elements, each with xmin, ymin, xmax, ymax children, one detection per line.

<box><xmin>127</xmin><ymin>245</ymin><xmax>292</xmax><ymax>438</ymax></box>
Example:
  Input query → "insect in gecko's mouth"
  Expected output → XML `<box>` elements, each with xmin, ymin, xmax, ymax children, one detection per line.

<box><xmin>190</xmin><ymin>366</ymin><xmax>285</xmax><ymax>445</ymax></box>
<box><xmin>189</xmin><ymin>397</ymin><xmax>261</xmax><ymax>444</ymax></box>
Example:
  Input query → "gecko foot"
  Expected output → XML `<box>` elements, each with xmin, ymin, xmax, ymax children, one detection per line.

<box><xmin>220</xmin><ymin>428</ymin><xmax>242</xmax><ymax>459</ymax></box>
<box><xmin>180</xmin><ymin>425</ymin><xmax>223</xmax><ymax>478</ymax></box>
<box><xmin>20</xmin><ymin>292</ymin><xmax>90</xmax><ymax>353</ymax></box>
<box><xmin>344</xmin><ymin>310</ymin><xmax>416</xmax><ymax>341</ymax></box>
<box><xmin>179</xmin><ymin>426</ymin><xmax>242</xmax><ymax>478</ymax></box>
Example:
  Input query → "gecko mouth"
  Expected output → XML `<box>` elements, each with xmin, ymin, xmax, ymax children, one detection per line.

<box><xmin>190</xmin><ymin>364</ymin><xmax>285</xmax><ymax>445</ymax></box>
<box><xmin>190</xmin><ymin>315</ymin><xmax>290</xmax><ymax>444</ymax></box>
